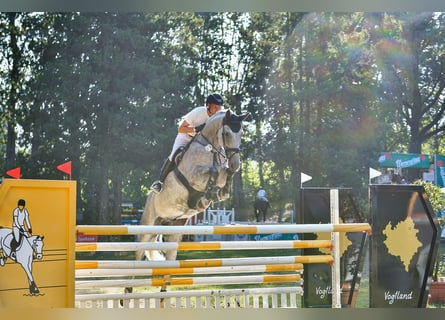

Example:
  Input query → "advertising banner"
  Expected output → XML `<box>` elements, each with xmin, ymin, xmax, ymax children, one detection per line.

<box><xmin>378</xmin><ymin>152</ymin><xmax>431</xmax><ymax>169</ymax></box>
<box><xmin>299</xmin><ymin>188</ymin><xmax>367</xmax><ymax>308</ymax></box>
<box><xmin>369</xmin><ymin>185</ymin><xmax>440</xmax><ymax>307</ymax></box>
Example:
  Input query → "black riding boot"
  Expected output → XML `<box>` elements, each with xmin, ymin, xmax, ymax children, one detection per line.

<box><xmin>10</xmin><ymin>238</ymin><xmax>19</xmax><ymax>260</ymax></box>
<box><xmin>150</xmin><ymin>159</ymin><xmax>174</xmax><ymax>193</ymax></box>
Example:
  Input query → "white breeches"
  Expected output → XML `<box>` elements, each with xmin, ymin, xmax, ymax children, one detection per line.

<box><xmin>168</xmin><ymin>133</ymin><xmax>193</xmax><ymax>161</ymax></box>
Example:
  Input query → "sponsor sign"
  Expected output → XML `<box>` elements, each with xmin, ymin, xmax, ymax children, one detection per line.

<box><xmin>369</xmin><ymin>185</ymin><xmax>440</xmax><ymax>307</ymax></box>
<box><xmin>378</xmin><ymin>152</ymin><xmax>430</xmax><ymax>169</ymax></box>
<box><xmin>299</xmin><ymin>188</ymin><xmax>366</xmax><ymax>308</ymax></box>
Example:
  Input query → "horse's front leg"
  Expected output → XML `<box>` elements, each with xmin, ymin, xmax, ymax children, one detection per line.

<box><xmin>217</xmin><ymin>169</ymin><xmax>235</xmax><ymax>201</ymax></box>
<box><xmin>22</xmin><ymin>256</ymin><xmax>39</xmax><ymax>295</ymax></box>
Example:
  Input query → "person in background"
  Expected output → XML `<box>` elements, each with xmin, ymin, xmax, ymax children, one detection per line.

<box><xmin>257</xmin><ymin>186</ymin><xmax>268</xmax><ymax>202</ymax></box>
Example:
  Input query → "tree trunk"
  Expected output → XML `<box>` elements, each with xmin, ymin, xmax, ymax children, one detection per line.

<box><xmin>98</xmin><ymin>157</ymin><xmax>110</xmax><ymax>224</ymax></box>
<box><xmin>5</xmin><ymin>13</ymin><xmax>21</xmax><ymax>171</ymax></box>
<box><xmin>112</xmin><ymin>177</ymin><xmax>123</xmax><ymax>225</ymax></box>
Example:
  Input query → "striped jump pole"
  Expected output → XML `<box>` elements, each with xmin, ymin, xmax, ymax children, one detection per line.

<box><xmin>76</xmin><ymin>223</ymin><xmax>371</xmax><ymax>235</ymax></box>
<box><xmin>75</xmin><ymin>263</ymin><xmax>304</xmax><ymax>278</ymax></box>
<box><xmin>75</xmin><ymin>255</ymin><xmax>333</xmax><ymax>270</ymax></box>
<box><xmin>76</xmin><ymin>273</ymin><xmax>302</xmax><ymax>289</ymax></box>
<box><xmin>75</xmin><ymin>239</ymin><xmax>332</xmax><ymax>252</ymax></box>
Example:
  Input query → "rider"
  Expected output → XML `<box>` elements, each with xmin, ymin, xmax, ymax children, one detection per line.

<box><xmin>257</xmin><ymin>186</ymin><xmax>269</xmax><ymax>202</ymax></box>
<box><xmin>11</xmin><ymin>199</ymin><xmax>32</xmax><ymax>259</ymax></box>
<box><xmin>150</xmin><ymin>93</ymin><xmax>224</xmax><ymax>193</ymax></box>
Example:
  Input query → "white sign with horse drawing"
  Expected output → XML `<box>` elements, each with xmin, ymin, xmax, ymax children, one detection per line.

<box><xmin>0</xmin><ymin>179</ymin><xmax>75</xmax><ymax>307</ymax></box>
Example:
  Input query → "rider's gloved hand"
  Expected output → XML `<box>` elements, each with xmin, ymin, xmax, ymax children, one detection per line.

<box><xmin>194</xmin><ymin>123</ymin><xmax>205</xmax><ymax>133</ymax></box>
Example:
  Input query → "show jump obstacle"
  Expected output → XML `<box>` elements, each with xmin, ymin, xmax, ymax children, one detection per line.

<box><xmin>75</xmin><ymin>219</ymin><xmax>371</xmax><ymax>308</ymax></box>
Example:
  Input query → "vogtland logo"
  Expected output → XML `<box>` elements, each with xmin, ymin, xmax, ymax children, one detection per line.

<box><xmin>316</xmin><ymin>286</ymin><xmax>333</xmax><ymax>299</ymax></box>
<box><xmin>384</xmin><ymin>291</ymin><xmax>413</xmax><ymax>304</ymax></box>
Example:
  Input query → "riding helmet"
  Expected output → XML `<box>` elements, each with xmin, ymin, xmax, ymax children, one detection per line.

<box><xmin>206</xmin><ymin>93</ymin><xmax>224</xmax><ymax>106</ymax></box>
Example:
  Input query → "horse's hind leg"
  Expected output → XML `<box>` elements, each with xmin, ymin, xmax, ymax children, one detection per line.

<box><xmin>123</xmin><ymin>232</ymin><xmax>157</xmax><ymax>302</ymax></box>
<box><xmin>254</xmin><ymin>208</ymin><xmax>259</xmax><ymax>222</ymax></box>
<box><xmin>135</xmin><ymin>233</ymin><xmax>158</xmax><ymax>261</ymax></box>
<box><xmin>156</xmin><ymin>218</ymin><xmax>187</xmax><ymax>307</ymax></box>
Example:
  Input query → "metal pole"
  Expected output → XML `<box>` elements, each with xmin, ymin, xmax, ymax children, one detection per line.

<box><xmin>330</xmin><ymin>188</ymin><xmax>341</xmax><ymax>308</ymax></box>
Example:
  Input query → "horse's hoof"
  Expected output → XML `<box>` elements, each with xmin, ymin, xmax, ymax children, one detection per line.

<box><xmin>30</xmin><ymin>287</ymin><xmax>40</xmax><ymax>295</ymax></box>
<box><xmin>0</xmin><ymin>257</ymin><xmax>4</xmax><ymax>266</ymax></box>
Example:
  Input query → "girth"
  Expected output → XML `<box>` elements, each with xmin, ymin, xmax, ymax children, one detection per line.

<box><xmin>173</xmin><ymin>167</ymin><xmax>206</xmax><ymax>210</ymax></box>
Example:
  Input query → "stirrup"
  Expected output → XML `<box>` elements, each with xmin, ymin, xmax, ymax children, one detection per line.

<box><xmin>150</xmin><ymin>181</ymin><xmax>163</xmax><ymax>194</ymax></box>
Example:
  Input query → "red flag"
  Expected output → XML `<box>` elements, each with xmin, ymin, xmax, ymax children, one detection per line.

<box><xmin>57</xmin><ymin>161</ymin><xmax>72</xmax><ymax>179</ymax></box>
<box><xmin>6</xmin><ymin>167</ymin><xmax>21</xmax><ymax>179</ymax></box>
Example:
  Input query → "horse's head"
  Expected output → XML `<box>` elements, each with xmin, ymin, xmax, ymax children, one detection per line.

<box><xmin>201</xmin><ymin>109</ymin><xmax>249</xmax><ymax>173</ymax></box>
<box><xmin>31</xmin><ymin>235</ymin><xmax>44</xmax><ymax>260</ymax></box>
<box><xmin>219</xmin><ymin>110</ymin><xmax>249</xmax><ymax>172</ymax></box>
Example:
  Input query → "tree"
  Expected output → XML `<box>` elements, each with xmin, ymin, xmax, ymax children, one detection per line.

<box><xmin>375</xmin><ymin>13</ymin><xmax>445</xmax><ymax>179</ymax></box>
<box><xmin>26</xmin><ymin>13</ymin><xmax>192</xmax><ymax>223</ymax></box>
<box><xmin>0</xmin><ymin>13</ymin><xmax>48</xmax><ymax>173</ymax></box>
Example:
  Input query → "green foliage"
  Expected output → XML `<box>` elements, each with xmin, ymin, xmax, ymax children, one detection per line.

<box><xmin>413</xmin><ymin>179</ymin><xmax>445</xmax><ymax>279</ymax></box>
<box><xmin>413</xmin><ymin>179</ymin><xmax>445</xmax><ymax>214</ymax></box>
<box><xmin>1</xmin><ymin>12</ymin><xmax>445</xmax><ymax>224</ymax></box>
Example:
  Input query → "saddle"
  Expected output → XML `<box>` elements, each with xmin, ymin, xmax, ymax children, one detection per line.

<box><xmin>3</xmin><ymin>232</ymin><xmax>24</xmax><ymax>258</ymax></box>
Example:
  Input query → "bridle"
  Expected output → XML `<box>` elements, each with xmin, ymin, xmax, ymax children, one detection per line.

<box><xmin>198</xmin><ymin>125</ymin><xmax>241</xmax><ymax>168</ymax></box>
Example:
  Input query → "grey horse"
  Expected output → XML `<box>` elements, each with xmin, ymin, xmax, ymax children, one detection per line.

<box><xmin>137</xmin><ymin>109</ymin><xmax>249</xmax><ymax>262</ymax></box>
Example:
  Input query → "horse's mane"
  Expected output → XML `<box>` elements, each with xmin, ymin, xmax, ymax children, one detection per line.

<box><xmin>202</xmin><ymin>110</ymin><xmax>227</xmax><ymax>132</ymax></box>
<box><xmin>208</xmin><ymin>109</ymin><xmax>227</xmax><ymax>122</ymax></box>
<box><xmin>203</xmin><ymin>109</ymin><xmax>245</xmax><ymax>137</ymax></box>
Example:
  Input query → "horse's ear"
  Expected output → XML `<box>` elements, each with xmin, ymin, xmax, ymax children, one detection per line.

<box><xmin>240</xmin><ymin>112</ymin><xmax>250</xmax><ymax>121</ymax></box>
<box><xmin>224</xmin><ymin>110</ymin><xmax>232</xmax><ymax>123</ymax></box>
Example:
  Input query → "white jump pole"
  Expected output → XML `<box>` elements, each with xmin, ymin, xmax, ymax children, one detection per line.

<box><xmin>76</xmin><ymin>223</ymin><xmax>371</xmax><ymax>235</ymax></box>
<box><xmin>76</xmin><ymin>273</ymin><xmax>302</xmax><ymax>289</ymax></box>
<box><xmin>330</xmin><ymin>188</ymin><xmax>341</xmax><ymax>308</ymax></box>
<box><xmin>75</xmin><ymin>239</ymin><xmax>332</xmax><ymax>252</ymax></box>
<box><xmin>75</xmin><ymin>263</ymin><xmax>304</xmax><ymax>278</ymax></box>
<box><xmin>75</xmin><ymin>254</ymin><xmax>333</xmax><ymax>270</ymax></box>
